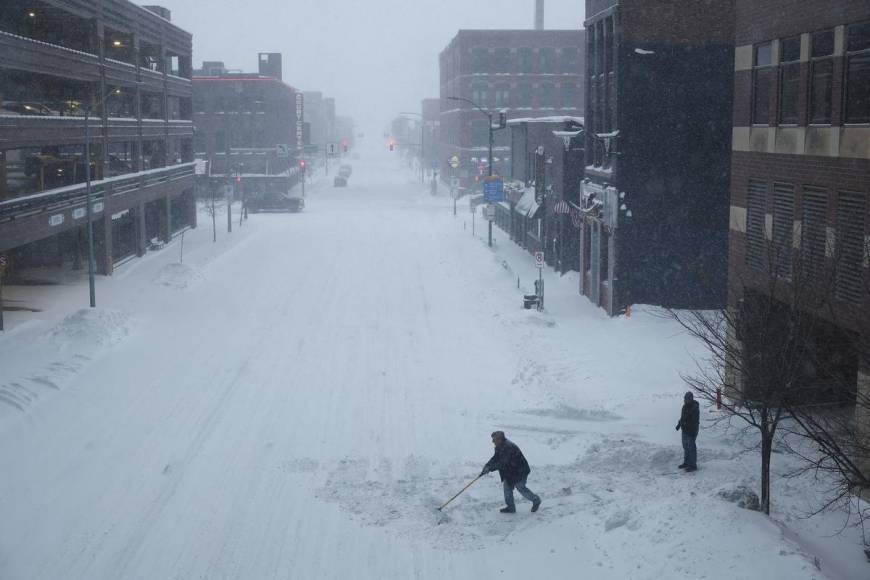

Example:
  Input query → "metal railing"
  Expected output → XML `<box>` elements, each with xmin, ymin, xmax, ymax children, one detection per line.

<box><xmin>0</xmin><ymin>162</ymin><xmax>195</xmax><ymax>221</ymax></box>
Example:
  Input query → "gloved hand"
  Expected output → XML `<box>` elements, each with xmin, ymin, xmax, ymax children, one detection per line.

<box><xmin>675</xmin><ymin>423</ymin><xmax>681</xmax><ymax>431</ymax></box>
<box><xmin>480</xmin><ymin>466</ymin><xmax>490</xmax><ymax>476</ymax></box>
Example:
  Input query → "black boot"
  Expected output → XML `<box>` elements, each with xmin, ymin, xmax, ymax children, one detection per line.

<box><xmin>500</xmin><ymin>506</ymin><xmax>516</xmax><ymax>514</ymax></box>
<box><xmin>678</xmin><ymin>463</ymin><xmax>689</xmax><ymax>469</ymax></box>
<box><xmin>531</xmin><ymin>498</ymin><xmax>541</xmax><ymax>513</ymax></box>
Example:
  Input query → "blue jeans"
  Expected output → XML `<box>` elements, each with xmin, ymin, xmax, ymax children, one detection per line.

<box><xmin>503</xmin><ymin>477</ymin><xmax>540</xmax><ymax>510</ymax></box>
<box><xmin>682</xmin><ymin>432</ymin><xmax>697</xmax><ymax>468</ymax></box>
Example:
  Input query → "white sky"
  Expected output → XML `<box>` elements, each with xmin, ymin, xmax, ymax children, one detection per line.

<box><xmin>155</xmin><ymin>0</ymin><xmax>586</xmax><ymax>135</ymax></box>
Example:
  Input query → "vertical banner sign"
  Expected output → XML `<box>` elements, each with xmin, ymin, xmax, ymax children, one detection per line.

<box><xmin>295</xmin><ymin>93</ymin><xmax>304</xmax><ymax>153</ymax></box>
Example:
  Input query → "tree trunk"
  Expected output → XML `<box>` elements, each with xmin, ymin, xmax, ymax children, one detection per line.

<box><xmin>761</xmin><ymin>413</ymin><xmax>772</xmax><ymax>515</ymax></box>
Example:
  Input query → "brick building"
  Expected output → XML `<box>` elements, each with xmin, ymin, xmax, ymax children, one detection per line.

<box><xmin>727</xmin><ymin>1</ymin><xmax>869</xmax><ymax>462</ymax></box>
<box><xmin>439</xmin><ymin>29</ymin><xmax>585</xmax><ymax>187</ymax></box>
<box><xmin>192</xmin><ymin>54</ymin><xmax>302</xmax><ymax>204</ymax></box>
<box><xmin>0</xmin><ymin>1</ymin><xmax>196</xmax><ymax>275</ymax></box>
<box><xmin>580</xmin><ymin>0</ymin><xmax>735</xmax><ymax>314</ymax></box>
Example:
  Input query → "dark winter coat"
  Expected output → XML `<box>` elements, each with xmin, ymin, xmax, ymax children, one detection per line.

<box><xmin>484</xmin><ymin>439</ymin><xmax>531</xmax><ymax>485</ymax></box>
<box><xmin>677</xmin><ymin>400</ymin><xmax>700</xmax><ymax>437</ymax></box>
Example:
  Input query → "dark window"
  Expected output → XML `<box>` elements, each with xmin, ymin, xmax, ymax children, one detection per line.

<box><xmin>561</xmin><ymin>84</ymin><xmax>579</xmax><ymax>108</ymax></box>
<box><xmin>514</xmin><ymin>83</ymin><xmax>532</xmax><ymax>108</ymax></box>
<box><xmin>471</xmin><ymin>48</ymin><xmax>489</xmax><ymax>72</ymax></box>
<box><xmin>835</xmin><ymin>191</ymin><xmax>866</xmax><ymax>304</ymax></box>
<box><xmin>471</xmin><ymin>83</ymin><xmax>488</xmax><ymax>107</ymax></box>
<box><xmin>779</xmin><ymin>37</ymin><xmax>801</xmax><ymax>125</ymax></box>
<box><xmin>539</xmin><ymin>83</ymin><xmax>556</xmax><ymax>108</ymax></box>
<box><xmin>753</xmin><ymin>43</ymin><xmax>774</xmax><ymax>125</ymax></box>
<box><xmin>772</xmin><ymin>183</ymin><xmax>795</xmax><ymax>277</ymax></box>
<box><xmin>492</xmin><ymin>48</ymin><xmax>511</xmax><ymax>73</ymax></box>
<box><xmin>604</xmin><ymin>16</ymin><xmax>614</xmax><ymax>73</ymax></box>
<box><xmin>561</xmin><ymin>47</ymin><xmax>579</xmax><ymax>72</ymax></box>
<box><xmin>801</xmin><ymin>187</ymin><xmax>828</xmax><ymax>282</ymax></box>
<box><xmin>746</xmin><ymin>180</ymin><xmax>768</xmax><ymax>270</ymax></box>
<box><xmin>810</xmin><ymin>30</ymin><xmax>835</xmax><ymax>124</ymax></box>
<box><xmin>517</xmin><ymin>47</ymin><xmax>534</xmax><ymax>73</ymax></box>
<box><xmin>846</xmin><ymin>22</ymin><xmax>870</xmax><ymax>124</ymax></box>
<box><xmin>493</xmin><ymin>84</ymin><xmax>510</xmax><ymax>108</ymax></box>
<box><xmin>540</xmin><ymin>48</ymin><xmax>557</xmax><ymax>73</ymax></box>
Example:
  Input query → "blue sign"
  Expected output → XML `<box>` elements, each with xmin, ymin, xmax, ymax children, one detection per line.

<box><xmin>431</xmin><ymin>159</ymin><xmax>440</xmax><ymax>170</ymax></box>
<box><xmin>483</xmin><ymin>177</ymin><xmax>505</xmax><ymax>203</ymax></box>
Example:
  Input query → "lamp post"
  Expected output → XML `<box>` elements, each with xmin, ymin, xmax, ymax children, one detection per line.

<box><xmin>447</xmin><ymin>96</ymin><xmax>505</xmax><ymax>247</ymax></box>
<box><xmin>83</xmin><ymin>85</ymin><xmax>126</xmax><ymax>308</ymax></box>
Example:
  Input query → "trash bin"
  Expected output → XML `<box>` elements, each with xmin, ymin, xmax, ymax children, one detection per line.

<box><xmin>523</xmin><ymin>295</ymin><xmax>539</xmax><ymax>310</ymax></box>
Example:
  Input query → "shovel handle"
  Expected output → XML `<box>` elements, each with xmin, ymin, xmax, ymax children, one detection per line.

<box><xmin>438</xmin><ymin>474</ymin><xmax>482</xmax><ymax>511</ymax></box>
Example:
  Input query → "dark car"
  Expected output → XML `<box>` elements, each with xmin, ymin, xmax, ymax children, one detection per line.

<box><xmin>334</xmin><ymin>176</ymin><xmax>348</xmax><ymax>187</ymax></box>
<box><xmin>247</xmin><ymin>192</ymin><xmax>305</xmax><ymax>213</ymax></box>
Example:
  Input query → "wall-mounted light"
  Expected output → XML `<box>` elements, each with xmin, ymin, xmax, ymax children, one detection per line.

<box><xmin>112</xmin><ymin>40</ymin><xmax>123</xmax><ymax>47</ymax></box>
<box><xmin>28</xmin><ymin>12</ymin><xmax>36</xmax><ymax>18</ymax></box>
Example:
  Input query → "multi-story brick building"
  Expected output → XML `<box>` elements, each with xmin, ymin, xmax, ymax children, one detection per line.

<box><xmin>0</xmin><ymin>1</ymin><xmax>196</xmax><ymax>275</ymax></box>
<box><xmin>580</xmin><ymin>0</ymin><xmax>735</xmax><ymax>314</ymax></box>
<box><xmin>192</xmin><ymin>54</ymin><xmax>302</xmax><ymax>204</ymax></box>
<box><xmin>439</xmin><ymin>29</ymin><xmax>585</xmax><ymax>186</ymax></box>
<box><xmin>728</xmin><ymin>1</ymin><xmax>869</xmax><ymax>459</ymax></box>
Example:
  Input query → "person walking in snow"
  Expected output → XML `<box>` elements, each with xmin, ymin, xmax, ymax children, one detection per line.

<box><xmin>675</xmin><ymin>391</ymin><xmax>700</xmax><ymax>472</ymax></box>
<box><xmin>481</xmin><ymin>431</ymin><xmax>541</xmax><ymax>514</ymax></box>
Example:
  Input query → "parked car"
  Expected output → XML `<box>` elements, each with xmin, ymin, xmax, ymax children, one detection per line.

<box><xmin>247</xmin><ymin>191</ymin><xmax>305</xmax><ymax>213</ymax></box>
<box><xmin>334</xmin><ymin>176</ymin><xmax>348</xmax><ymax>187</ymax></box>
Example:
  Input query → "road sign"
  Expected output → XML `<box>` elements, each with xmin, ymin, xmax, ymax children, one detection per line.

<box><xmin>484</xmin><ymin>204</ymin><xmax>496</xmax><ymax>221</ymax></box>
<box><xmin>431</xmin><ymin>159</ymin><xmax>440</xmax><ymax>170</ymax></box>
<box><xmin>483</xmin><ymin>176</ymin><xmax>505</xmax><ymax>203</ymax></box>
<box><xmin>194</xmin><ymin>159</ymin><xmax>208</xmax><ymax>175</ymax></box>
<box><xmin>276</xmin><ymin>144</ymin><xmax>290</xmax><ymax>158</ymax></box>
<box><xmin>449</xmin><ymin>155</ymin><xmax>460</xmax><ymax>169</ymax></box>
<box><xmin>535</xmin><ymin>252</ymin><xmax>545</xmax><ymax>268</ymax></box>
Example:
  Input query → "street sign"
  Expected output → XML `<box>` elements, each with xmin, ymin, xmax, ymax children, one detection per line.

<box><xmin>194</xmin><ymin>159</ymin><xmax>208</xmax><ymax>175</ymax></box>
<box><xmin>327</xmin><ymin>143</ymin><xmax>338</xmax><ymax>155</ymax></box>
<box><xmin>431</xmin><ymin>159</ymin><xmax>440</xmax><ymax>170</ymax></box>
<box><xmin>484</xmin><ymin>204</ymin><xmax>496</xmax><ymax>221</ymax></box>
<box><xmin>535</xmin><ymin>252</ymin><xmax>545</xmax><ymax>268</ymax></box>
<box><xmin>483</xmin><ymin>176</ymin><xmax>505</xmax><ymax>203</ymax></box>
<box><xmin>449</xmin><ymin>155</ymin><xmax>460</xmax><ymax>169</ymax></box>
<box><xmin>276</xmin><ymin>144</ymin><xmax>290</xmax><ymax>158</ymax></box>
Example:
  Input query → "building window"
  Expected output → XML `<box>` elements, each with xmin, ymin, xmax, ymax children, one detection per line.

<box><xmin>561</xmin><ymin>47</ymin><xmax>579</xmax><ymax>72</ymax></box>
<box><xmin>493</xmin><ymin>84</ymin><xmax>510</xmax><ymax>108</ymax></box>
<box><xmin>835</xmin><ymin>191</ymin><xmax>866</xmax><ymax>304</ymax></box>
<box><xmin>541</xmin><ymin>48</ymin><xmax>557</xmax><ymax>73</ymax></box>
<box><xmin>471</xmin><ymin>48</ymin><xmax>489</xmax><ymax>72</ymax></box>
<box><xmin>845</xmin><ymin>21</ymin><xmax>870</xmax><ymax>124</ymax></box>
<box><xmin>746</xmin><ymin>179</ymin><xmax>768</xmax><ymax>270</ymax></box>
<box><xmin>801</xmin><ymin>187</ymin><xmax>828</xmax><ymax>282</ymax></box>
<box><xmin>492</xmin><ymin>48</ymin><xmax>511</xmax><ymax>73</ymax></box>
<box><xmin>539</xmin><ymin>82</ymin><xmax>557</xmax><ymax>108</ymax></box>
<box><xmin>514</xmin><ymin>83</ymin><xmax>532</xmax><ymax>107</ymax></box>
<box><xmin>561</xmin><ymin>84</ymin><xmax>579</xmax><ymax>108</ymax></box>
<box><xmin>753</xmin><ymin>42</ymin><xmax>774</xmax><ymax>125</ymax></box>
<box><xmin>471</xmin><ymin>83</ymin><xmax>488</xmax><ymax>107</ymax></box>
<box><xmin>810</xmin><ymin>29</ymin><xmax>835</xmax><ymax>124</ymax></box>
<box><xmin>772</xmin><ymin>183</ymin><xmax>795</xmax><ymax>277</ymax></box>
<box><xmin>604</xmin><ymin>16</ymin><xmax>614</xmax><ymax>73</ymax></box>
<box><xmin>779</xmin><ymin>36</ymin><xmax>801</xmax><ymax>125</ymax></box>
<box><xmin>517</xmin><ymin>47</ymin><xmax>534</xmax><ymax>73</ymax></box>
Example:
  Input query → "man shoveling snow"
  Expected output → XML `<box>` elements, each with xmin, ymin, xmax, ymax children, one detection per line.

<box><xmin>481</xmin><ymin>431</ymin><xmax>541</xmax><ymax>514</ymax></box>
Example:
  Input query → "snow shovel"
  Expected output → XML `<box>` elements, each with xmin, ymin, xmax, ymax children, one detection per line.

<box><xmin>438</xmin><ymin>474</ymin><xmax>482</xmax><ymax>512</ymax></box>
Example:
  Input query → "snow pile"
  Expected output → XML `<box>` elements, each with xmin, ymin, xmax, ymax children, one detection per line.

<box><xmin>717</xmin><ymin>484</ymin><xmax>761</xmax><ymax>511</ymax></box>
<box><xmin>46</xmin><ymin>308</ymin><xmax>133</xmax><ymax>349</ymax></box>
<box><xmin>153</xmin><ymin>262</ymin><xmax>203</xmax><ymax>290</ymax></box>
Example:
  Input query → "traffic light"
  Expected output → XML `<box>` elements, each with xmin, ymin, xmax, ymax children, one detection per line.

<box><xmin>389</xmin><ymin>141</ymin><xmax>395</xmax><ymax>152</ymax></box>
<box><xmin>498</xmin><ymin>111</ymin><xmax>507</xmax><ymax>128</ymax></box>
<box><xmin>299</xmin><ymin>159</ymin><xmax>307</xmax><ymax>172</ymax></box>
<box><xmin>342</xmin><ymin>140</ymin><xmax>349</xmax><ymax>153</ymax></box>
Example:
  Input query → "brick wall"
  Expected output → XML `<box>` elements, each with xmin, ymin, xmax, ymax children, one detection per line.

<box><xmin>735</xmin><ymin>0</ymin><xmax>870</xmax><ymax>45</ymax></box>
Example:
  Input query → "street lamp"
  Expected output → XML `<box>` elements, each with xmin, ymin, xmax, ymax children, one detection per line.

<box><xmin>447</xmin><ymin>96</ymin><xmax>506</xmax><ymax>247</ymax></box>
<box><xmin>399</xmin><ymin>112</ymin><xmax>424</xmax><ymax>184</ymax></box>
<box><xmin>83</xmin><ymin>85</ymin><xmax>129</xmax><ymax>308</ymax></box>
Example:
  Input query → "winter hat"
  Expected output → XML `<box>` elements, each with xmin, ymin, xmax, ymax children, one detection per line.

<box><xmin>684</xmin><ymin>391</ymin><xmax>694</xmax><ymax>402</ymax></box>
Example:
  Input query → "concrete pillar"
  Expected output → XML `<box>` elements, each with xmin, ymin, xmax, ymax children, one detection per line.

<box><xmin>136</xmin><ymin>202</ymin><xmax>147</xmax><ymax>257</ymax></box>
<box><xmin>160</xmin><ymin>195</ymin><xmax>171</xmax><ymax>243</ymax></box>
<box><xmin>97</xmin><ymin>208</ymin><xmax>113</xmax><ymax>276</ymax></box>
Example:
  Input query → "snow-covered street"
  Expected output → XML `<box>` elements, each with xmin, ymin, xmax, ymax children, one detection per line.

<box><xmin>0</xmin><ymin>150</ymin><xmax>865</xmax><ymax>580</ymax></box>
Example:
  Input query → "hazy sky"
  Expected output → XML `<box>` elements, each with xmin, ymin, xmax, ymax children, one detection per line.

<box><xmin>156</xmin><ymin>0</ymin><xmax>585</xmax><ymax>135</ymax></box>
